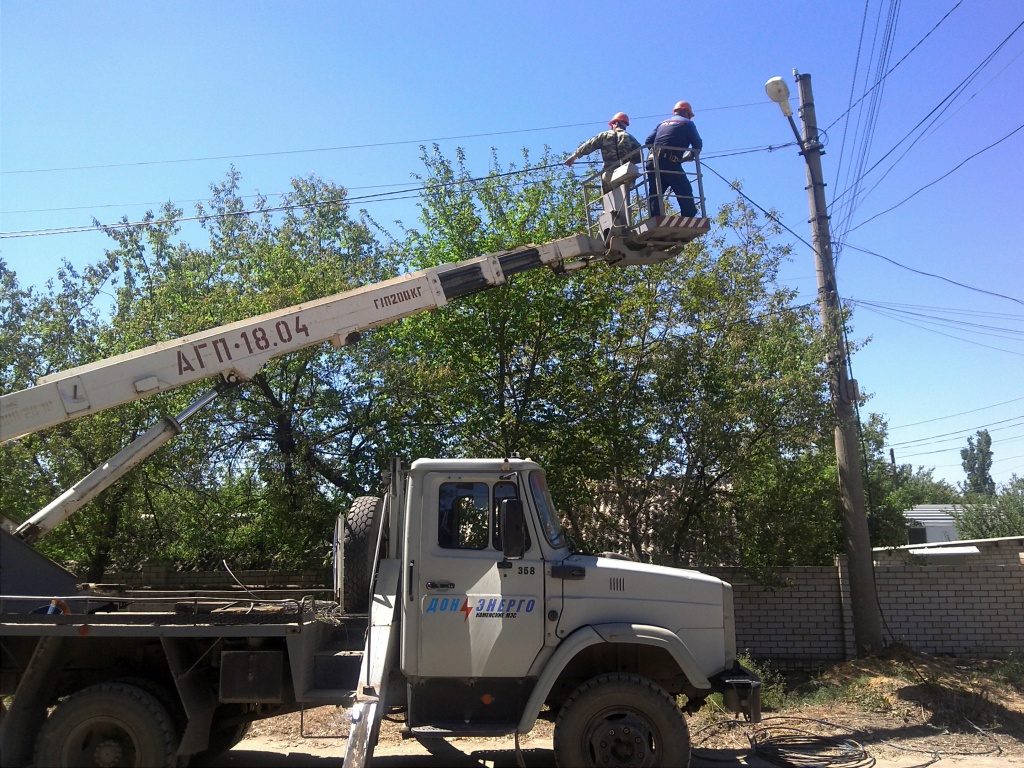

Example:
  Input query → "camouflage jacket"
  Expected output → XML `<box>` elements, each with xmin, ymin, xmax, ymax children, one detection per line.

<box><xmin>574</xmin><ymin>127</ymin><xmax>642</xmax><ymax>171</ymax></box>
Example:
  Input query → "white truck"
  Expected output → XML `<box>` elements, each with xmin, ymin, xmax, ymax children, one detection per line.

<box><xmin>0</xmin><ymin>164</ymin><xmax>760</xmax><ymax>767</ymax></box>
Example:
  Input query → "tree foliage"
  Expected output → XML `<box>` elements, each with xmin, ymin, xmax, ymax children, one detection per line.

<box><xmin>955</xmin><ymin>475</ymin><xmax>1024</xmax><ymax>539</ymax></box>
<box><xmin>2</xmin><ymin>148</ymin><xmax>925</xmax><ymax>579</ymax></box>
<box><xmin>3</xmin><ymin>171</ymin><xmax>397</xmax><ymax>574</ymax></box>
<box><xmin>961</xmin><ymin>429</ymin><xmax>996</xmax><ymax>496</ymax></box>
<box><xmin>859</xmin><ymin>414</ymin><xmax>959</xmax><ymax>548</ymax></box>
<box><xmin>368</xmin><ymin>148</ymin><xmax>842</xmax><ymax>570</ymax></box>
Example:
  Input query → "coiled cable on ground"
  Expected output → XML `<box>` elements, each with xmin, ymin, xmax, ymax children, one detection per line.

<box><xmin>747</xmin><ymin>722</ymin><xmax>876</xmax><ymax>767</ymax></box>
<box><xmin>692</xmin><ymin>715</ymin><xmax>939</xmax><ymax>768</ymax></box>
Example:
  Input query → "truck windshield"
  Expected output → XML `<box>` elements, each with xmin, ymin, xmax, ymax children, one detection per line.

<box><xmin>529</xmin><ymin>471</ymin><xmax>567</xmax><ymax>548</ymax></box>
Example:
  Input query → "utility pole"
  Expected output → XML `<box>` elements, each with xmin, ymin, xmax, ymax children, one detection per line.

<box><xmin>767</xmin><ymin>71</ymin><xmax>884</xmax><ymax>656</ymax></box>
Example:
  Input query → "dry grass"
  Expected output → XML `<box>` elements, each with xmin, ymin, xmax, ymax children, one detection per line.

<box><xmin>244</xmin><ymin>649</ymin><xmax>1024</xmax><ymax>763</ymax></box>
<box><xmin>690</xmin><ymin>648</ymin><xmax>1024</xmax><ymax>763</ymax></box>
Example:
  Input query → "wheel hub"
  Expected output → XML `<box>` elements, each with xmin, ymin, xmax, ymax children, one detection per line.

<box><xmin>93</xmin><ymin>738</ymin><xmax>124</xmax><ymax>767</ymax></box>
<box><xmin>587</xmin><ymin>714</ymin><xmax>655</xmax><ymax>767</ymax></box>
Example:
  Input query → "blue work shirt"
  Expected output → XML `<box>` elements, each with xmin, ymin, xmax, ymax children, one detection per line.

<box><xmin>645</xmin><ymin>116</ymin><xmax>702</xmax><ymax>166</ymax></box>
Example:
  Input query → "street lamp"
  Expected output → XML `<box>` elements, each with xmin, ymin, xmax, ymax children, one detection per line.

<box><xmin>765</xmin><ymin>76</ymin><xmax>802</xmax><ymax>145</ymax></box>
<box><xmin>764</xmin><ymin>76</ymin><xmax>792</xmax><ymax>116</ymax></box>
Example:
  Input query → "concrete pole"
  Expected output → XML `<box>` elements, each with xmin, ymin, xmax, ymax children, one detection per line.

<box><xmin>795</xmin><ymin>71</ymin><xmax>884</xmax><ymax>656</ymax></box>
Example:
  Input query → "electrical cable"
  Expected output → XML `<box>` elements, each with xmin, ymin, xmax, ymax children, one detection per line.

<box><xmin>845</xmin><ymin>120</ymin><xmax>1024</xmax><ymax>234</ymax></box>
<box><xmin>1</xmin><ymin>139</ymin><xmax>797</xmax><ymax>238</ymax></box>
<box><xmin>854</xmin><ymin>302</ymin><xmax>1024</xmax><ymax>357</ymax></box>
<box><xmin>823</xmin><ymin>0</ymin><xmax>965</xmax><ymax>134</ymax></box>
<box><xmin>0</xmin><ymin>162</ymin><xmax>569</xmax><ymax>239</ymax></box>
<box><xmin>888</xmin><ymin>394</ymin><xmax>1024</xmax><ymax>430</ymax></box>
<box><xmin>849</xmin><ymin>299</ymin><xmax>1024</xmax><ymax>341</ymax></box>
<box><xmin>0</xmin><ymin>142</ymin><xmax>794</xmax><ymax>218</ymax></box>
<box><xmin>699</xmin><ymin>161</ymin><xmax>817</xmax><ymax>253</ymax></box>
<box><xmin>0</xmin><ymin>100</ymin><xmax>772</xmax><ymax>177</ymax></box>
<box><xmin>831</xmin><ymin>0</ymin><xmax>902</xmax><ymax>258</ymax></box>
<box><xmin>885</xmin><ymin>417</ymin><xmax>1024</xmax><ymax>447</ymax></box>
<box><xmin>839</xmin><ymin>243</ymin><xmax>1024</xmax><ymax>308</ymax></box>
<box><xmin>694</xmin><ymin>711</ymin><xmax>1004</xmax><ymax>768</ymax></box>
<box><xmin>851</xmin><ymin>45</ymin><xmax>1024</xmax><ymax>212</ymax></box>
<box><xmin>701</xmin><ymin>160</ymin><xmax>1024</xmax><ymax>343</ymax></box>
<box><xmin>829</xmin><ymin>18</ymin><xmax>1024</xmax><ymax>212</ymax></box>
<box><xmin>830</xmin><ymin>0</ymin><xmax>872</xmax><ymax>206</ymax></box>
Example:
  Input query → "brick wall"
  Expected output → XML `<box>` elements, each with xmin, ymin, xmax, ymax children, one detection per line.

<box><xmin>871</xmin><ymin>538</ymin><xmax>1024</xmax><ymax>658</ymax></box>
<box><xmin>712</xmin><ymin>537</ymin><xmax>1024</xmax><ymax>667</ymax></box>
<box><xmin>704</xmin><ymin>566</ymin><xmax>851</xmax><ymax>667</ymax></box>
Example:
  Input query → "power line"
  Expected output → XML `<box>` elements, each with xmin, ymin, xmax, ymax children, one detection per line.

<box><xmin>0</xmin><ymin>163</ymin><xmax>568</xmax><ymax>239</ymax></box>
<box><xmin>887</xmin><ymin>394</ymin><xmax>1024</xmax><ymax>430</ymax></box>
<box><xmin>0</xmin><ymin>101</ymin><xmax>771</xmax><ymax>177</ymax></box>
<box><xmin>854</xmin><ymin>301</ymin><xmax>1024</xmax><ymax>357</ymax></box>
<box><xmin>2</xmin><ymin>143</ymin><xmax>793</xmax><ymax>238</ymax></box>
<box><xmin>830</xmin><ymin>0</ymin><xmax>902</xmax><ymax>255</ymax></box>
<box><xmin>886</xmin><ymin>415</ymin><xmax>1024</xmax><ymax>448</ymax></box>
<box><xmin>839</xmin><ymin>243</ymin><xmax>1024</xmax><ymax>308</ymax></box>
<box><xmin>829</xmin><ymin>17</ymin><xmax>1024</xmax><ymax>211</ymax></box>
<box><xmin>700</xmin><ymin>162</ymin><xmax>817</xmax><ymax>252</ymax></box>
<box><xmin>851</xmin><ymin>299</ymin><xmax>1023</xmax><ymax>322</ymax></box>
<box><xmin>852</xmin><ymin>44</ymin><xmax>1024</xmax><ymax>210</ymax></box>
<box><xmin>845</xmin><ymin>120</ymin><xmax>1024</xmax><ymax>233</ymax></box>
<box><xmin>0</xmin><ymin>144</ymin><xmax>790</xmax><ymax>218</ymax></box>
<box><xmin>850</xmin><ymin>299</ymin><xmax>1024</xmax><ymax>341</ymax></box>
<box><xmin>824</xmin><ymin>0</ymin><xmax>965</xmax><ymax>133</ymax></box>
<box><xmin>701</xmin><ymin>162</ymin><xmax>1024</xmax><ymax>312</ymax></box>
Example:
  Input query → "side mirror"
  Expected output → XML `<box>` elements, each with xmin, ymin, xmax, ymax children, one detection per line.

<box><xmin>500</xmin><ymin>498</ymin><xmax>526</xmax><ymax>560</ymax></box>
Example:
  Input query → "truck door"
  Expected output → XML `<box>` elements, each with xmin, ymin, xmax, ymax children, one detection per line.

<box><xmin>415</xmin><ymin>472</ymin><xmax>545</xmax><ymax>681</ymax></box>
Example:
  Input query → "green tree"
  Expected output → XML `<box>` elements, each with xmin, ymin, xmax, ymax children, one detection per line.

<box><xmin>860</xmin><ymin>414</ymin><xmax>959</xmax><ymax>548</ymax></box>
<box><xmin>2</xmin><ymin>170</ymin><xmax>395</xmax><ymax>574</ymax></box>
<box><xmin>961</xmin><ymin>429</ymin><xmax>995</xmax><ymax>496</ymax></box>
<box><xmin>955</xmin><ymin>475</ymin><xmax>1024</xmax><ymax>538</ymax></box>
<box><xmin>372</xmin><ymin>147</ymin><xmax>839</xmax><ymax>570</ymax></box>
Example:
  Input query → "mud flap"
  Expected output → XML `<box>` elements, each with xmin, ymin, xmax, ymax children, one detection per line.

<box><xmin>714</xmin><ymin>664</ymin><xmax>762</xmax><ymax>723</ymax></box>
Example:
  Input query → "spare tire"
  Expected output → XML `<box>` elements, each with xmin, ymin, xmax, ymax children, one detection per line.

<box><xmin>342</xmin><ymin>496</ymin><xmax>385</xmax><ymax>613</ymax></box>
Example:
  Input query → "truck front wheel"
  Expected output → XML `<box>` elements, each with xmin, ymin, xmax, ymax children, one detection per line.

<box><xmin>553</xmin><ymin>673</ymin><xmax>691</xmax><ymax>768</ymax></box>
<box><xmin>34</xmin><ymin>682</ymin><xmax>178</xmax><ymax>767</ymax></box>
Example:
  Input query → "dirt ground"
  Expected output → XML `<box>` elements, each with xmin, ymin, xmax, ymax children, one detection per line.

<box><xmin>217</xmin><ymin>649</ymin><xmax>1024</xmax><ymax>767</ymax></box>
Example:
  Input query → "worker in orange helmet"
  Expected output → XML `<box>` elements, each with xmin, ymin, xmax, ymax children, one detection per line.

<box><xmin>645</xmin><ymin>101</ymin><xmax>703</xmax><ymax>217</ymax></box>
<box><xmin>565</xmin><ymin>112</ymin><xmax>642</xmax><ymax>193</ymax></box>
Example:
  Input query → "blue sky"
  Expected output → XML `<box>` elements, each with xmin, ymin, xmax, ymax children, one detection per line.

<box><xmin>2</xmin><ymin>1</ymin><xmax>1022</xmax><ymax>489</ymax></box>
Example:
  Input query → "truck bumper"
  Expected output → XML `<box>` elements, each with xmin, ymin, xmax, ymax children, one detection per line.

<box><xmin>710</xmin><ymin>663</ymin><xmax>761</xmax><ymax>723</ymax></box>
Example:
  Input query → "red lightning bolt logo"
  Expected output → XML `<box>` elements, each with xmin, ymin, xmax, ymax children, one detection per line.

<box><xmin>460</xmin><ymin>598</ymin><xmax>474</xmax><ymax>622</ymax></box>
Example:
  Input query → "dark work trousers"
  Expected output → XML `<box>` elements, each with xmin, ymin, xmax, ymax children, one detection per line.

<box><xmin>647</xmin><ymin>165</ymin><xmax>696</xmax><ymax>217</ymax></box>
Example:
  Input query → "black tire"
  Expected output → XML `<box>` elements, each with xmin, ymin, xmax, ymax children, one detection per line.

<box><xmin>34</xmin><ymin>682</ymin><xmax>178</xmax><ymax>767</ymax></box>
<box><xmin>342</xmin><ymin>496</ymin><xmax>385</xmax><ymax>613</ymax></box>
<box><xmin>111</xmin><ymin>677</ymin><xmax>188</xmax><ymax>767</ymax></box>
<box><xmin>553</xmin><ymin>673</ymin><xmax>691</xmax><ymax>768</ymax></box>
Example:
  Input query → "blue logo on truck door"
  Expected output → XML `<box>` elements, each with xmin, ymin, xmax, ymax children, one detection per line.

<box><xmin>423</xmin><ymin>596</ymin><xmax>537</xmax><ymax>621</ymax></box>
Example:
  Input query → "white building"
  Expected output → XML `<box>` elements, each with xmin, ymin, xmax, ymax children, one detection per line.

<box><xmin>905</xmin><ymin>504</ymin><xmax>959</xmax><ymax>544</ymax></box>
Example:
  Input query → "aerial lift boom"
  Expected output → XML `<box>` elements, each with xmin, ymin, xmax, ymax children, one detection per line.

<box><xmin>1</xmin><ymin>159</ymin><xmax>710</xmax><ymax>544</ymax></box>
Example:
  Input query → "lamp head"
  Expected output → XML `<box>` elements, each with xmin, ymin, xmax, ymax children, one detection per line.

<box><xmin>765</xmin><ymin>77</ymin><xmax>793</xmax><ymax>117</ymax></box>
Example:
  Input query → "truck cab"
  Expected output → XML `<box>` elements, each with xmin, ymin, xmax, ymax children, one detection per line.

<box><xmin>360</xmin><ymin>457</ymin><xmax>760</xmax><ymax>766</ymax></box>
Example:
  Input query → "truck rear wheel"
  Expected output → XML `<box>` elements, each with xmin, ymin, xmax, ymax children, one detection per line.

<box><xmin>342</xmin><ymin>496</ymin><xmax>385</xmax><ymax>613</ymax></box>
<box><xmin>553</xmin><ymin>673</ymin><xmax>691</xmax><ymax>768</ymax></box>
<box><xmin>34</xmin><ymin>682</ymin><xmax>178</xmax><ymax>767</ymax></box>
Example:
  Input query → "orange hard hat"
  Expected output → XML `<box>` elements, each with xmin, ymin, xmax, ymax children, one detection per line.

<box><xmin>609</xmin><ymin>112</ymin><xmax>630</xmax><ymax>127</ymax></box>
<box><xmin>674</xmin><ymin>101</ymin><xmax>694</xmax><ymax>115</ymax></box>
